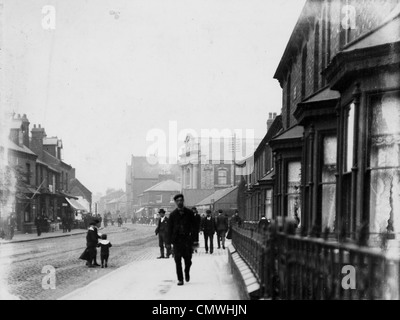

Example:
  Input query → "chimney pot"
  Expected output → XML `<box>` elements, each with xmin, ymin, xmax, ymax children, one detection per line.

<box><xmin>34</xmin><ymin>124</ymin><xmax>36</xmax><ymax>128</ymax></box>
<box><xmin>18</xmin><ymin>114</ymin><xmax>21</xmax><ymax>118</ymax></box>
<box><xmin>39</xmin><ymin>124</ymin><xmax>41</xmax><ymax>128</ymax></box>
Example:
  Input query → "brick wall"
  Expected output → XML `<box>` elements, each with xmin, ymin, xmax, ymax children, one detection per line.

<box><xmin>279</xmin><ymin>0</ymin><xmax>400</xmax><ymax>130</ymax></box>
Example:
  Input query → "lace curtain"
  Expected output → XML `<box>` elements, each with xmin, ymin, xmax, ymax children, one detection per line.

<box><xmin>369</xmin><ymin>92</ymin><xmax>400</xmax><ymax>234</ymax></box>
<box><xmin>322</xmin><ymin>135</ymin><xmax>337</xmax><ymax>231</ymax></box>
<box><xmin>287</xmin><ymin>161</ymin><xmax>301</xmax><ymax>225</ymax></box>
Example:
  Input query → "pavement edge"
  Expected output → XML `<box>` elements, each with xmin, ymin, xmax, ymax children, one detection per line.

<box><xmin>227</xmin><ymin>244</ymin><xmax>260</xmax><ymax>300</ymax></box>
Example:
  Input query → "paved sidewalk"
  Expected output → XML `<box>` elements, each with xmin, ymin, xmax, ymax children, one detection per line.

<box><xmin>59</xmin><ymin>238</ymin><xmax>241</xmax><ymax>300</ymax></box>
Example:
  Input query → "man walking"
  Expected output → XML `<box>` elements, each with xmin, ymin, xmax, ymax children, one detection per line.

<box><xmin>155</xmin><ymin>209</ymin><xmax>171</xmax><ymax>259</ymax></box>
<box><xmin>35</xmin><ymin>214</ymin><xmax>43</xmax><ymax>236</ymax></box>
<box><xmin>191</xmin><ymin>207</ymin><xmax>201</xmax><ymax>253</ymax></box>
<box><xmin>201</xmin><ymin>210</ymin><xmax>216</xmax><ymax>254</ymax></box>
<box><xmin>167</xmin><ymin>194</ymin><xmax>197</xmax><ymax>286</ymax></box>
<box><xmin>215</xmin><ymin>209</ymin><xmax>228</xmax><ymax>249</ymax></box>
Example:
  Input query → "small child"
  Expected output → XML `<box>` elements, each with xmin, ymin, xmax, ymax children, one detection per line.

<box><xmin>97</xmin><ymin>234</ymin><xmax>112</xmax><ymax>268</ymax></box>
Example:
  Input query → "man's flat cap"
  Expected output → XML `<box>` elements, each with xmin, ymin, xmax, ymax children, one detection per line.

<box><xmin>173</xmin><ymin>193</ymin><xmax>184</xmax><ymax>201</ymax></box>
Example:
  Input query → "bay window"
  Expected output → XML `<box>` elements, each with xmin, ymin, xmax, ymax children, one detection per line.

<box><xmin>368</xmin><ymin>91</ymin><xmax>400</xmax><ymax>234</ymax></box>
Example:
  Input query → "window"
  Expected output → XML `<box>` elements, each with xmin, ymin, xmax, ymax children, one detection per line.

<box><xmin>36</xmin><ymin>164</ymin><xmax>39</xmax><ymax>186</ymax></box>
<box><xmin>368</xmin><ymin>92</ymin><xmax>400</xmax><ymax>234</ymax></box>
<box><xmin>344</xmin><ymin>103</ymin><xmax>355</xmax><ymax>172</ymax></box>
<box><xmin>314</xmin><ymin>21</ymin><xmax>320</xmax><ymax>92</ymax></box>
<box><xmin>286</xmin><ymin>73</ymin><xmax>291</xmax><ymax>128</ymax></box>
<box><xmin>185</xmin><ymin>168</ymin><xmax>191</xmax><ymax>188</ymax></box>
<box><xmin>320</xmin><ymin>135</ymin><xmax>337</xmax><ymax>231</ymax></box>
<box><xmin>26</xmin><ymin>163</ymin><xmax>31</xmax><ymax>184</ymax></box>
<box><xmin>286</xmin><ymin>161</ymin><xmax>301</xmax><ymax>225</ymax></box>
<box><xmin>156</xmin><ymin>195</ymin><xmax>162</xmax><ymax>204</ymax></box>
<box><xmin>218</xmin><ymin>169</ymin><xmax>228</xmax><ymax>185</ymax></box>
<box><xmin>301</xmin><ymin>46</ymin><xmax>307</xmax><ymax>99</ymax></box>
<box><xmin>321</xmin><ymin>3</ymin><xmax>331</xmax><ymax>86</ymax></box>
<box><xmin>265</xmin><ymin>189</ymin><xmax>273</xmax><ymax>220</ymax></box>
<box><xmin>342</xmin><ymin>102</ymin><xmax>355</xmax><ymax>235</ymax></box>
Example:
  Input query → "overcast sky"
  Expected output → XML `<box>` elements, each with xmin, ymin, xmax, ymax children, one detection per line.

<box><xmin>2</xmin><ymin>0</ymin><xmax>307</xmax><ymax>195</ymax></box>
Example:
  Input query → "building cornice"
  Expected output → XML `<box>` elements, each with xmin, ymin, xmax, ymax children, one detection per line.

<box><xmin>323</xmin><ymin>41</ymin><xmax>400</xmax><ymax>91</ymax></box>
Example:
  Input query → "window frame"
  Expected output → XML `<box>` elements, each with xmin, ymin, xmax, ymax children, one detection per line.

<box><xmin>365</xmin><ymin>89</ymin><xmax>400</xmax><ymax>234</ymax></box>
<box><xmin>217</xmin><ymin>168</ymin><xmax>228</xmax><ymax>185</ymax></box>
<box><xmin>284</xmin><ymin>158</ymin><xmax>302</xmax><ymax>220</ymax></box>
<box><xmin>317</xmin><ymin>130</ymin><xmax>338</xmax><ymax>232</ymax></box>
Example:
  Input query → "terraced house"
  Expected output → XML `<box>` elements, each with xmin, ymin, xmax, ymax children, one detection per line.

<box><xmin>233</xmin><ymin>0</ymin><xmax>400</xmax><ymax>300</ymax></box>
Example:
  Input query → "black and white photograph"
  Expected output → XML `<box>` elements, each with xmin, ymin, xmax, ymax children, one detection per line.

<box><xmin>0</xmin><ymin>0</ymin><xmax>400</xmax><ymax>305</ymax></box>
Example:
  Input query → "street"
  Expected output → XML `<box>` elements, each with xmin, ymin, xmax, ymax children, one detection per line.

<box><xmin>0</xmin><ymin>224</ymin><xmax>158</xmax><ymax>300</ymax></box>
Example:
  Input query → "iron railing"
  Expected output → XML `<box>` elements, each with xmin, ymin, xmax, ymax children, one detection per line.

<box><xmin>231</xmin><ymin>221</ymin><xmax>400</xmax><ymax>300</ymax></box>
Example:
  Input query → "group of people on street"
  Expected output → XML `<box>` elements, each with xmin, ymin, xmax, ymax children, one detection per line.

<box><xmin>153</xmin><ymin>194</ymin><xmax>241</xmax><ymax>286</ymax></box>
<box><xmin>34</xmin><ymin>214</ymin><xmax>55</xmax><ymax>236</ymax></box>
<box><xmin>81</xmin><ymin>219</ymin><xmax>112</xmax><ymax>268</ymax></box>
<box><xmin>80</xmin><ymin>193</ymin><xmax>243</xmax><ymax>286</ymax></box>
<box><xmin>201</xmin><ymin>209</ymin><xmax>229</xmax><ymax>254</ymax></box>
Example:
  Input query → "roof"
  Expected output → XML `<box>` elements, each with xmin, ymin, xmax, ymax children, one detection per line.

<box><xmin>182</xmin><ymin>189</ymin><xmax>215</xmax><ymax>207</ymax></box>
<box><xmin>144</xmin><ymin>180</ymin><xmax>181</xmax><ymax>193</ymax></box>
<box><xmin>59</xmin><ymin>191</ymin><xmax>79</xmax><ymax>200</ymax></box>
<box><xmin>300</xmin><ymin>87</ymin><xmax>340</xmax><ymax>104</ymax></box>
<box><xmin>35</xmin><ymin>158</ymin><xmax>59</xmax><ymax>172</ymax></box>
<box><xmin>100</xmin><ymin>190</ymin><xmax>125</xmax><ymax>200</ymax></box>
<box><xmin>274</xmin><ymin>0</ymin><xmax>320</xmax><ymax>82</ymax></box>
<box><xmin>260</xmin><ymin>170</ymin><xmax>274</xmax><ymax>181</ymax></box>
<box><xmin>66</xmin><ymin>198</ymin><xmax>88</xmax><ymax>211</ymax></box>
<box><xmin>196</xmin><ymin>186</ymin><xmax>238</xmax><ymax>206</ymax></box>
<box><xmin>43</xmin><ymin>137</ymin><xmax>59</xmax><ymax>145</ymax></box>
<box><xmin>271</xmin><ymin>125</ymin><xmax>304</xmax><ymax>141</ymax></box>
<box><xmin>108</xmin><ymin>194</ymin><xmax>126</xmax><ymax>204</ymax></box>
<box><xmin>254</xmin><ymin>115</ymin><xmax>283</xmax><ymax>156</ymax></box>
<box><xmin>7</xmin><ymin>140</ymin><xmax>37</xmax><ymax>156</ymax></box>
<box><xmin>69</xmin><ymin>178</ymin><xmax>92</xmax><ymax>197</ymax></box>
<box><xmin>343</xmin><ymin>5</ymin><xmax>400</xmax><ymax>52</ymax></box>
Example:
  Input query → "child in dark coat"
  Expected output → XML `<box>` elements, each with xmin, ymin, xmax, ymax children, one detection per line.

<box><xmin>97</xmin><ymin>234</ymin><xmax>112</xmax><ymax>268</ymax></box>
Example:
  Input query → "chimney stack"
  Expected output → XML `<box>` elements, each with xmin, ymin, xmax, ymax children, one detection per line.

<box><xmin>31</xmin><ymin>124</ymin><xmax>46</xmax><ymax>159</ymax></box>
<box><xmin>21</xmin><ymin>114</ymin><xmax>30</xmax><ymax>148</ymax></box>
<box><xmin>266</xmin><ymin>113</ymin><xmax>277</xmax><ymax>131</ymax></box>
